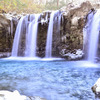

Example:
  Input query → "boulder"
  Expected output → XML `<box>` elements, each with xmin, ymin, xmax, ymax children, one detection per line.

<box><xmin>92</xmin><ymin>78</ymin><xmax>100</xmax><ymax>94</ymax></box>
<box><xmin>71</xmin><ymin>17</ymin><xmax>80</xmax><ymax>26</ymax></box>
<box><xmin>0</xmin><ymin>90</ymin><xmax>46</xmax><ymax>100</ymax></box>
<box><xmin>60</xmin><ymin>49</ymin><xmax>84</xmax><ymax>60</ymax></box>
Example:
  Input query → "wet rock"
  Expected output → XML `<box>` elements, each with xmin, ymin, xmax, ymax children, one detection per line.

<box><xmin>0</xmin><ymin>90</ymin><xmax>46</xmax><ymax>100</ymax></box>
<box><xmin>0</xmin><ymin>14</ymin><xmax>10</xmax><ymax>29</ymax></box>
<box><xmin>0</xmin><ymin>14</ymin><xmax>12</xmax><ymax>52</ymax></box>
<box><xmin>0</xmin><ymin>13</ymin><xmax>19</xmax><ymax>54</ymax></box>
<box><xmin>57</xmin><ymin>1</ymin><xmax>93</xmax><ymax>60</ymax></box>
<box><xmin>92</xmin><ymin>78</ymin><xmax>100</xmax><ymax>94</ymax></box>
<box><xmin>71</xmin><ymin>17</ymin><xmax>80</xmax><ymax>26</ymax></box>
<box><xmin>60</xmin><ymin>49</ymin><xmax>84</xmax><ymax>60</ymax></box>
<box><xmin>0</xmin><ymin>52</ymin><xmax>11</xmax><ymax>58</ymax></box>
<box><xmin>92</xmin><ymin>78</ymin><xmax>100</xmax><ymax>99</ymax></box>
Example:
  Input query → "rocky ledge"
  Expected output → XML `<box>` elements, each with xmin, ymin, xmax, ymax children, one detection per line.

<box><xmin>0</xmin><ymin>90</ymin><xmax>46</xmax><ymax>100</ymax></box>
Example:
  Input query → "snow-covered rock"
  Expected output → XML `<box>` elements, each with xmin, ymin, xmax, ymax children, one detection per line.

<box><xmin>0</xmin><ymin>90</ymin><xmax>46</xmax><ymax>100</ymax></box>
<box><xmin>60</xmin><ymin>49</ymin><xmax>84</xmax><ymax>60</ymax></box>
<box><xmin>92</xmin><ymin>78</ymin><xmax>100</xmax><ymax>95</ymax></box>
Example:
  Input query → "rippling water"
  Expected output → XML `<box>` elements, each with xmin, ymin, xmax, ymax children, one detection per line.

<box><xmin>0</xmin><ymin>60</ymin><xmax>99</xmax><ymax>100</ymax></box>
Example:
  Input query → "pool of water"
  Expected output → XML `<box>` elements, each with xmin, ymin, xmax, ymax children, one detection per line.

<box><xmin>0</xmin><ymin>59</ymin><xmax>99</xmax><ymax>100</ymax></box>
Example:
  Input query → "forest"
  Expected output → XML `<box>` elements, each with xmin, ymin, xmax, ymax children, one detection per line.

<box><xmin>0</xmin><ymin>0</ymin><xmax>98</xmax><ymax>13</ymax></box>
<box><xmin>0</xmin><ymin>0</ymin><xmax>70</xmax><ymax>13</ymax></box>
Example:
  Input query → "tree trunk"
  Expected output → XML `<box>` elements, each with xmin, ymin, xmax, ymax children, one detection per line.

<box><xmin>57</xmin><ymin>0</ymin><xmax>59</xmax><ymax>8</ymax></box>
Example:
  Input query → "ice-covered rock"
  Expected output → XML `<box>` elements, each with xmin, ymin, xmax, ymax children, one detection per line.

<box><xmin>92</xmin><ymin>78</ymin><xmax>100</xmax><ymax>94</ymax></box>
<box><xmin>0</xmin><ymin>90</ymin><xmax>46</xmax><ymax>100</ymax></box>
<box><xmin>60</xmin><ymin>49</ymin><xmax>84</xmax><ymax>60</ymax></box>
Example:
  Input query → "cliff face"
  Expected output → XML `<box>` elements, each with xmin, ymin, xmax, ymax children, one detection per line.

<box><xmin>57</xmin><ymin>1</ymin><xmax>92</xmax><ymax>59</ymax></box>
<box><xmin>0</xmin><ymin>1</ymin><xmax>93</xmax><ymax>59</ymax></box>
<box><xmin>0</xmin><ymin>12</ymin><xmax>19</xmax><ymax>57</ymax></box>
<box><xmin>0</xmin><ymin>14</ymin><xmax>11</xmax><ymax>52</ymax></box>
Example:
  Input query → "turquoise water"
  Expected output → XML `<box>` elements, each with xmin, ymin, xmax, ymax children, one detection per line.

<box><xmin>0</xmin><ymin>60</ymin><xmax>99</xmax><ymax>100</ymax></box>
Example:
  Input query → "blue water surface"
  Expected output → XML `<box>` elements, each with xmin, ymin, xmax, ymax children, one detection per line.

<box><xmin>0</xmin><ymin>60</ymin><xmax>99</xmax><ymax>100</ymax></box>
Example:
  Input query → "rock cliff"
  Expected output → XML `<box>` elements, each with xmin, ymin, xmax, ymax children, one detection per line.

<box><xmin>0</xmin><ymin>1</ymin><xmax>94</xmax><ymax>60</ymax></box>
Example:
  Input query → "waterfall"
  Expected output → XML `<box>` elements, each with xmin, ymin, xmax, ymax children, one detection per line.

<box><xmin>11</xmin><ymin>14</ymin><xmax>40</xmax><ymax>57</ymax></box>
<box><xmin>11</xmin><ymin>10</ymin><xmax>62</xmax><ymax>60</ymax></box>
<box><xmin>86</xmin><ymin>10</ymin><xmax>100</xmax><ymax>62</ymax></box>
<box><xmin>11</xmin><ymin>16</ymin><xmax>25</xmax><ymax>57</ymax></box>
<box><xmin>45</xmin><ymin>11</ymin><xmax>62</xmax><ymax>58</ymax></box>
<box><xmin>25</xmin><ymin>14</ymin><xmax>40</xmax><ymax>57</ymax></box>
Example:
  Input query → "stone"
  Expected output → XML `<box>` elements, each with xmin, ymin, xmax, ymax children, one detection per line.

<box><xmin>0</xmin><ymin>90</ymin><xmax>27</xmax><ymax>100</ymax></box>
<box><xmin>92</xmin><ymin>78</ymin><xmax>100</xmax><ymax>95</ymax></box>
<box><xmin>0</xmin><ymin>90</ymin><xmax>46</xmax><ymax>100</ymax></box>
<box><xmin>60</xmin><ymin>49</ymin><xmax>84</xmax><ymax>60</ymax></box>
<box><xmin>0</xmin><ymin>14</ymin><xmax>10</xmax><ymax>27</ymax></box>
<box><xmin>28</xmin><ymin>96</ymin><xmax>46</xmax><ymax>100</ymax></box>
<box><xmin>71</xmin><ymin>17</ymin><xmax>80</xmax><ymax>26</ymax></box>
<box><xmin>62</xmin><ymin>1</ymin><xmax>92</xmax><ymax>18</ymax></box>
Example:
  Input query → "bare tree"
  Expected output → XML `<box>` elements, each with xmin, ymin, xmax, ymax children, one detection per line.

<box><xmin>57</xmin><ymin>0</ymin><xmax>59</xmax><ymax>8</ymax></box>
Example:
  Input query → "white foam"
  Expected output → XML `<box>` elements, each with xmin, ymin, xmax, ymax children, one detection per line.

<box><xmin>77</xmin><ymin>61</ymin><xmax>98</xmax><ymax>68</ymax></box>
<box><xmin>2</xmin><ymin>57</ymin><xmax>41</xmax><ymax>61</ymax></box>
<box><xmin>41</xmin><ymin>57</ymin><xmax>64</xmax><ymax>61</ymax></box>
<box><xmin>2</xmin><ymin>57</ymin><xmax>64</xmax><ymax>61</ymax></box>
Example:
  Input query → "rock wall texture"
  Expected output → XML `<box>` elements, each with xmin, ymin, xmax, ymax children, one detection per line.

<box><xmin>58</xmin><ymin>1</ymin><xmax>93</xmax><ymax>60</ymax></box>
<box><xmin>0</xmin><ymin>1</ymin><xmax>94</xmax><ymax>60</ymax></box>
<box><xmin>0</xmin><ymin>12</ymin><xmax>19</xmax><ymax>57</ymax></box>
<box><xmin>0</xmin><ymin>14</ymin><xmax>11</xmax><ymax>52</ymax></box>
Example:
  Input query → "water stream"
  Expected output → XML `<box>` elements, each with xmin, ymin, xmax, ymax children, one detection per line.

<box><xmin>45</xmin><ymin>11</ymin><xmax>62</xmax><ymax>58</ymax></box>
<box><xmin>25</xmin><ymin>14</ymin><xmax>40</xmax><ymax>57</ymax></box>
<box><xmin>11</xmin><ymin>16</ymin><xmax>25</xmax><ymax>57</ymax></box>
<box><xmin>11</xmin><ymin>14</ymin><xmax>40</xmax><ymax>58</ymax></box>
<box><xmin>84</xmin><ymin>10</ymin><xmax>100</xmax><ymax>62</ymax></box>
<box><xmin>0</xmin><ymin>60</ymin><xmax>99</xmax><ymax>100</ymax></box>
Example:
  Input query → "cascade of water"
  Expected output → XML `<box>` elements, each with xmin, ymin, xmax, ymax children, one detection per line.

<box><xmin>11</xmin><ymin>14</ymin><xmax>40</xmax><ymax>57</ymax></box>
<box><xmin>11</xmin><ymin>16</ymin><xmax>25</xmax><ymax>57</ymax></box>
<box><xmin>45</xmin><ymin>11</ymin><xmax>55</xmax><ymax>58</ymax></box>
<box><xmin>87</xmin><ymin>10</ymin><xmax>100</xmax><ymax>62</ymax></box>
<box><xmin>25</xmin><ymin>14</ymin><xmax>40</xmax><ymax>57</ymax></box>
<box><xmin>45</xmin><ymin>11</ymin><xmax>61</xmax><ymax>58</ymax></box>
<box><xmin>11</xmin><ymin>11</ymin><xmax>62</xmax><ymax>59</ymax></box>
<box><xmin>83</xmin><ymin>10</ymin><xmax>94</xmax><ymax>57</ymax></box>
